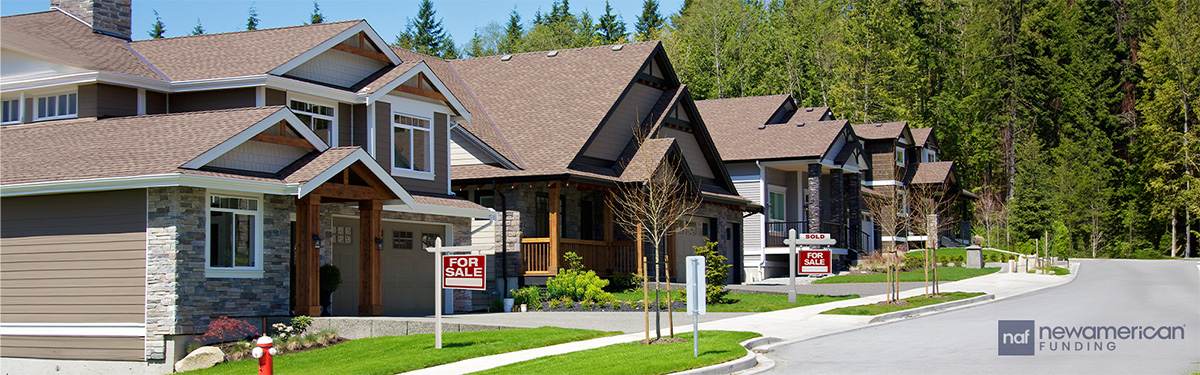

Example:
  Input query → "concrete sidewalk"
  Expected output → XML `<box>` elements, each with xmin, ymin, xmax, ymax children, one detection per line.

<box><xmin>400</xmin><ymin>265</ymin><xmax>1078</xmax><ymax>375</ymax></box>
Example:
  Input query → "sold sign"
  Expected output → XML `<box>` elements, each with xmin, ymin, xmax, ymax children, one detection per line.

<box><xmin>443</xmin><ymin>255</ymin><xmax>486</xmax><ymax>290</ymax></box>
<box><xmin>798</xmin><ymin>249</ymin><xmax>832</xmax><ymax>274</ymax></box>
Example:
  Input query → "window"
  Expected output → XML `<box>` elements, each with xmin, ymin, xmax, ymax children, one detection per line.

<box><xmin>207</xmin><ymin>194</ymin><xmax>262</xmax><ymax>277</ymax></box>
<box><xmin>895</xmin><ymin>146</ymin><xmax>906</xmax><ymax>166</ymax></box>
<box><xmin>473</xmin><ymin>190</ymin><xmax>495</xmax><ymax>208</ymax></box>
<box><xmin>768</xmin><ymin>186</ymin><xmax>786</xmax><ymax>222</ymax></box>
<box><xmin>393</xmin><ymin>230</ymin><xmax>414</xmax><ymax>249</ymax></box>
<box><xmin>290</xmin><ymin>99</ymin><xmax>334</xmax><ymax>145</ymax></box>
<box><xmin>534</xmin><ymin>193</ymin><xmax>565</xmax><ymax>238</ymax></box>
<box><xmin>35</xmin><ymin>93</ymin><xmax>77</xmax><ymax>121</ymax></box>
<box><xmin>924</xmin><ymin>149</ymin><xmax>938</xmax><ymax>163</ymax></box>
<box><xmin>1</xmin><ymin>99</ymin><xmax>20</xmax><ymax>124</ymax></box>
<box><xmin>422</xmin><ymin>233</ymin><xmax>439</xmax><ymax>248</ymax></box>
<box><xmin>393</xmin><ymin>113</ymin><xmax>432</xmax><ymax>174</ymax></box>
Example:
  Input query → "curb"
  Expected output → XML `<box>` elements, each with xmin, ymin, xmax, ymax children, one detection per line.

<box><xmin>867</xmin><ymin>294</ymin><xmax>996</xmax><ymax>323</ymax></box>
<box><xmin>667</xmin><ymin>336</ymin><xmax>778</xmax><ymax>375</ymax></box>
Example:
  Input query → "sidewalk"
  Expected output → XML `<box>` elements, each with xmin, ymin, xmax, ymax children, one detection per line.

<box><xmin>400</xmin><ymin>264</ymin><xmax>1078</xmax><ymax>375</ymax></box>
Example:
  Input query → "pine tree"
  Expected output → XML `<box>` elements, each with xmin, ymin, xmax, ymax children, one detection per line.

<box><xmin>501</xmin><ymin>10</ymin><xmax>523</xmax><ymax>54</ymax></box>
<box><xmin>191</xmin><ymin>18</ymin><xmax>205</xmax><ymax>35</ymax></box>
<box><xmin>247</xmin><ymin>4</ymin><xmax>260</xmax><ymax>30</ymax></box>
<box><xmin>634</xmin><ymin>0</ymin><xmax>664</xmax><ymax>42</ymax></box>
<box><xmin>147</xmin><ymin>9</ymin><xmax>166</xmax><ymax>39</ymax></box>
<box><xmin>597</xmin><ymin>1</ymin><xmax>627</xmax><ymax>44</ymax></box>
<box><xmin>309</xmin><ymin>1</ymin><xmax>325</xmax><ymax>24</ymax></box>
<box><xmin>394</xmin><ymin>0</ymin><xmax>456</xmax><ymax>58</ymax></box>
<box><xmin>523</xmin><ymin>0</ymin><xmax>580</xmax><ymax>51</ymax></box>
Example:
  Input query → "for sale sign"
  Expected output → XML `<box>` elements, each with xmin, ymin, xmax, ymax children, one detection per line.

<box><xmin>798</xmin><ymin>249</ymin><xmax>832</xmax><ymax>274</ymax></box>
<box><xmin>443</xmin><ymin>255</ymin><xmax>486</xmax><ymax>290</ymax></box>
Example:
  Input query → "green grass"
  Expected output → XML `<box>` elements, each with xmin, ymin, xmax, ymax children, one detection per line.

<box><xmin>182</xmin><ymin>327</ymin><xmax>616</xmax><ymax>375</ymax></box>
<box><xmin>470</xmin><ymin>330</ymin><xmax>762</xmax><ymax>375</ymax></box>
<box><xmin>813</xmin><ymin>267</ymin><xmax>1000</xmax><ymax>284</ymax></box>
<box><xmin>609</xmin><ymin>291</ymin><xmax>858</xmax><ymax>312</ymax></box>
<box><xmin>820</xmin><ymin>291</ymin><xmax>986</xmax><ymax>315</ymax></box>
<box><xmin>1029</xmin><ymin>266</ymin><xmax>1070</xmax><ymax>275</ymax></box>
<box><xmin>908</xmin><ymin>248</ymin><xmax>1012</xmax><ymax>258</ymax></box>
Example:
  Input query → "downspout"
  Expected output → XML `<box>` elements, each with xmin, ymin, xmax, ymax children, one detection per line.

<box><xmin>494</xmin><ymin>179</ymin><xmax>509</xmax><ymax>298</ymax></box>
<box><xmin>756</xmin><ymin>160</ymin><xmax>766</xmax><ymax>282</ymax></box>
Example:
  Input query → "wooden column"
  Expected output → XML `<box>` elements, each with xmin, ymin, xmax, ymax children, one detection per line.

<box><xmin>603</xmin><ymin>193</ymin><xmax>614</xmax><ymax>243</ymax></box>
<box><xmin>549</xmin><ymin>182</ymin><xmax>561</xmax><ymax>272</ymax></box>
<box><xmin>358</xmin><ymin>200</ymin><xmax>383</xmax><ymax>316</ymax></box>
<box><xmin>295</xmin><ymin>194</ymin><xmax>323</xmax><ymax>317</ymax></box>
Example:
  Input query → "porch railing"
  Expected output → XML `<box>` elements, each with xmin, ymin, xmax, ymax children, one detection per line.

<box><xmin>520</xmin><ymin>238</ymin><xmax>637</xmax><ymax>276</ymax></box>
<box><xmin>765</xmin><ymin>220</ymin><xmax>852</xmax><ymax>249</ymax></box>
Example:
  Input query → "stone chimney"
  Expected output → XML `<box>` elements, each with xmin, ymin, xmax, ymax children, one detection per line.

<box><xmin>51</xmin><ymin>0</ymin><xmax>132</xmax><ymax>40</ymax></box>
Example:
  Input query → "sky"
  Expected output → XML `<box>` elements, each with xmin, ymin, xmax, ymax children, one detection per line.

<box><xmin>0</xmin><ymin>0</ymin><xmax>686</xmax><ymax>48</ymax></box>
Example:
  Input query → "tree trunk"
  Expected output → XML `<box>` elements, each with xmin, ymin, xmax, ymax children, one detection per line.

<box><xmin>1172</xmin><ymin>208</ymin><xmax>1178</xmax><ymax>258</ymax></box>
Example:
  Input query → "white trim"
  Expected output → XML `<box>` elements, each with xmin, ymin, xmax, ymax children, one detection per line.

<box><xmin>0</xmin><ymin>323</ymin><xmax>146</xmax><ymax>337</ymax></box>
<box><xmin>385</xmin><ymin>202</ymin><xmax>493</xmax><ymax>219</ymax></box>
<box><xmin>32</xmin><ymin>91</ymin><xmax>78</xmax><ymax>121</ymax></box>
<box><xmin>286</xmin><ymin>92</ymin><xmax>338</xmax><ymax>147</ymax></box>
<box><xmin>269</xmin><ymin>22</ymin><xmax>401</xmax><ymax>76</ymax></box>
<box><xmin>1</xmin><ymin>173</ymin><xmax>297</xmax><ymax>198</ymax></box>
<box><xmin>391</xmin><ymin>112</ymin><xmax>435</xmax><ymax>176</ymax></box>
<box><xmin>366</xmin><ymin>102</ymin><xmax>376</xmax><ymax>157</ymax></box>
<box><xmin>392</xmin><ymin>169</ymin><xmax>436</xmax><ymax>180</ymax></box>
<box><xmin>136</xmin><ymin>88</ymin><xmax>146</xmax><ymax>115</ymax></box>
<box><xmin>255</xmin><ymin>86</ymin><xmax>266</xmax><ymax>107</ymax></box>
<box><xmin>204</xmin><ymin>192</ymin><xmax>265</xmax><ymax>278</ymax></box>
<box><xmin>767</xmin><ymin>184</ymin><xmax>786</xmax><ymax>222</ymax></box>
<box><xmin>863</xmin><ymin>180</ymin><xmax>904</xmax><ymax>187</ymax></box>
<box><xmin>181</xmin><ymin>109</ymin><xmax>329</xmax><ymax>169</ymax></box>
<box><xmin>881</xmin><ymin>236</ymin><xmax>908</xmax><ymax>242</ymax></box>
<box><xmin>0</xmin><ymin>71</ymin><xmax>170</xmax><ymax>94</ymax></box>
<box><xmin>365</xmin><ymin>62</ymin><xmax>472</xmax><ymax>123</ymax></box>
<box><xmin>449</xmin><ymin>125</ymin><xmax>518</xmax><ymax>170</ymax></box>
<box><xmin>295</xmin><ymin>148</ymin><xmax>414</xmax><ymax>206</ymax></box>
<box><xmin>0</xmin><ymin>94</ymin><xmax>22</xmax><ymax>125</ymax></box>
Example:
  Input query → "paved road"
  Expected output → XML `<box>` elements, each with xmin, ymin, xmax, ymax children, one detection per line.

<box><xmin>766</xmin><ymin>259</ymin><xmax>1200</xmax><ymax>375</ymax></box>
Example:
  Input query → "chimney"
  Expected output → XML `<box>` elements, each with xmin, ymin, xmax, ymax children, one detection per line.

<box><xmin>51</xmin><ymin>0</ymin><xmax>132</xmax><ymax>40</ymax></box>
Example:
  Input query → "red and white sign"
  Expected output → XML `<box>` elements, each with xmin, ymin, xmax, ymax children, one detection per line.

<box><xmin>443</xmin><ymin>255</ymin><xmax>486</xmax><ymax>290</ymax></box>
<box><xmin>798</xmin><ymin>249</ymin><xmax>832</xmax><ymax>274</ymax></box>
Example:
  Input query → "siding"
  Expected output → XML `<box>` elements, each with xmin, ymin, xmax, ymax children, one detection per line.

<box><xmin>0</xmin><ymin>336</ymin><xmax>144</xmax><ymax>361</ymax></box>
<box><xmin>734</xmin><ymin>179</ymin><xmax>764</xmax><ymax>252</ymax></box>
<box><xmin>168</xmin><ymin>88</ymin><xmax>255</xmax><ymax>113</ymax></box>
<box><xmin>661</xmin><ymin>128</ymin><xmax>714</xmax><ymax>179</ymax></box>
<box><xmin>374</xmin><ymin>101</ymin><xmax>393</xmax><ymax>170</ymax></box>
<box><xmin>377</xmin><ymin>104</ymin><xmax>450</xmax><ymax>194</ymax></box>
<box><xmin>265</xmin><ymin>88</ymin><xmax>286</xmax><ymax>106</ymax></box>
<box><xmin>207</xmin><ymin>140</ymin><xmax>310</xmax><ymax>173</ymax></box>
<box><xmin>78</xmin><ymin>83</ymin><xmax>138</xmax><ymax>118</ymax></box>
<box><xmin>338</xmin><ymin>103</ymin><xmax>353</xmax><ymax>147</ymax></box>
<box><xmin>352</xmin><ymin>103</ymin><xmax>369</xmax><ymax>149</ymax></box>
<box><xmin>582</xmin><ymin>83</ymin><xmax>663</xmax><ymax>161</ymax></box>
<box><xmin>449</xmin><ymin>138</ymin><xmax>493</xmax><ymax>166</ymax></box>
<box><xmin>286</xmin><ymin>48</ymin><xmax>387</xmax><ymax>89</ymax></box>
<box><xmin>145</xmin><ymin>90</ymin><xmax>167</xmax><ymax>114</ymax></box>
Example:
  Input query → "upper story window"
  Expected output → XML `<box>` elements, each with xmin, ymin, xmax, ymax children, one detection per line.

<box><xmin>924</xmin><ymin>149</ymin><xmax>938</xmax><ymax>163</ymax></box>
<box><xmin>290</xmin><ymin>99</ymin><xmax>334</xmax><ymax>145</ymax></box>
<box><xmin>35</xmin><ymin>93</ymin><xmax>77</xmax><ymax>121</ymax></box>
<box><xmin>206</xmin><ymin>194</ymin><xmax>263</xmax><ymax>278</ymax></box>
<box><xmin>2</xmin><ymin>99</ymin><xmax>21</xmax><ymax>124</ymax></box>
<box><xmin>768</xmin><ymin>186</ymin><xmax>786</xmax><ymax>222</ymax></box>
<box><xmin>895</xmin><ymin>146</ymin><xmax>906</xmax><ymax>166</ymax></box>
<box><xmin>393</xmin><ymin>113</ymin><xmax>433</xmax><ymax>174</ymax></box>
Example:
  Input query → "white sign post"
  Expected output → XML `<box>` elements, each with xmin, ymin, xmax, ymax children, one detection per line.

<box><xmin>685</xmin><ymin>255</ymin><xmax>706</xmax><ymax>357</ymax></box>
<box><xmin>784</xmin><ymin>230</ymin><xmax>837</xmax><ymax>303</ymax></box>
<box><xmin>428</xmin><ymin>237</ymin><xmax>493</xmax><ymax>349</ymax></box>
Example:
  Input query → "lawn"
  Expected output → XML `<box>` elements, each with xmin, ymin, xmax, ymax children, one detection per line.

<box><xmin>813</xmin><ymin>267</ymin><xmax>1000</xmax><ymax>284</ymax></box>
<box><xmin>820</xmin><ymin>291</ymin><xmax>986</xmax><ymax>315</ymax></box>
<box><xmin>470</xmin><ymin>330</ymin><xmax>762</xmax><ymax>375</ymax></box>
<box><xmin>182</xmin><ymin>327</ymin><xmax>616</xmax><ymax>375</ymax></box>
<box><xmin>1029</xmin><ymin>266</ymin><xmax>1070</xmax><ymax>275</ymax></box>
<box><xmin>907</xmin><ymin>248</ymin><xmax>1013</xmax><ymax>258</ymax></box>
<box><xmin>610</xmin><ymin>291</ymin><xmax>858</xmax><ymax>312</ymax></box>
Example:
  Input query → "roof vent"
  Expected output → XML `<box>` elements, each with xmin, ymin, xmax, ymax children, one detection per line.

<box><xmin>500</xmin><ymin>54</ymin><xmax>513</xmax><ymax>61</ymax></box>
<box><xmin>805</xmin><ymin>107</ymin><xmax>814</xmax><ymax>112</ymax></box>
<box><xmin>796</xmin><ymin>122</ymin><xmax>806</xmax><ymax>127</ymax></box>
<box><xmin>757</xmin><ymin>124</ymin><xmax>767</xmax><ymax>130</ymax></box>
<box><xmin>547</xmin><ymin>50</ymin><xmax>559</xmax><ymax>57</ymax></box>
<box><xmin>874</xmin><ymin>123</ymin><xmax>883</xmax><ymax>127</ymax></box>
<box><xmin>612</xmin><ymin>44</ymin><xmax>624</xmax><ymax>51</ymax></box>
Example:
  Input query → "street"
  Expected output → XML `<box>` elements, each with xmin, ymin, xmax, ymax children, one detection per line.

<box><xmin>766</xmin><ymin>259</ymin><xmax>1200</xmax><ymax>375</ymax></box>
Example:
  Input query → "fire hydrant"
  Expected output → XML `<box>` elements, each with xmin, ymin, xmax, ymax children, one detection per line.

<box><xmin>250</xmin><ymin>336</ymin><xmax>277</xmax><ymax>375</ymax></box>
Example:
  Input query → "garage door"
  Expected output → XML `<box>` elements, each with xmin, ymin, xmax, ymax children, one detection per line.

<box><xmin>673</xmin><ymin>216</ymin><xmax>712</xmax><ymax>282</ymax></box>
<box><xmin>331</xmin><ymin>219</ymin><xmax>448</xmax><ymax>316</ymax></box>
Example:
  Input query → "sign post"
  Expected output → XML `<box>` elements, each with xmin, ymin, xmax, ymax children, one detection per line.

<box><xmin>784</xmin><ymin>231</ymin><xmax>837</xmax><ymax>303</ymax></box>
<box><xmin>428</xmin><ymin>238</ymin><xmax>493</xmax><ymax>349</ymax></box>
<box><xmin>685</xmin><ymin>255</ymin><xmax>706</xmax><ymax>357</ymax></box>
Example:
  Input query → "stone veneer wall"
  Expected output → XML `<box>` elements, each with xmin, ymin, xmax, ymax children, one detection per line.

<box><xmin>145</xmin><ymin>187</ymin><xmax>291</xmax><ymax>360</ymax></box>
<box><xmin>807</xmin><ymin>164</ymin><xmax>823</xmax><ymax>231</ymax></box>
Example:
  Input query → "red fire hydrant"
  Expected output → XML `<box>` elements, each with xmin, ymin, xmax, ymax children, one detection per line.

<box><xmin>251</xmin><ymin>336</ymin><xmax>277</xmax><ymax>375</ymax></box>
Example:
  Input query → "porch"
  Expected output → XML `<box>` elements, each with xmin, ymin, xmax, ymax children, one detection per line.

<box><xmin>520</xmin><ymin>238</ymin><xmax>638</xmax><ymax>276</ymax></box>
<box><xmin>514</xmin><ymin>181</ymin><xmax>641</xmax><ymax>277</ymax></box>
<box><xmin>764</xmin><ymin>220</ymin><xmax>861</xmax><ymax>250</ymax></box>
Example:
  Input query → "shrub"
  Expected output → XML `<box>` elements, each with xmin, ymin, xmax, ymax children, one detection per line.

<box><xmin>511</xmin><ymin>286</ymin><xmax>545</xmax><ymax>308</ymax></box>
<box><xmin>692</xmin><ymin>240</ymin><xmax>731</xmax><ymax>304</ymax></box>
<box><xmin>320</xmin><ymin>264</ymin><xmax>342</xmax><ymax>293</ymax></box>
<box><xmin>195</xmin><ymin>316</ymin><xmax>258</xmax><ymax>344</ymax></box>
<box><xmin>938</xmin><ymin>256</ymin><xmax>949</xmax><ymax>267</ymax></box>
<box><xmin>488</xmin><ymin>298</ymin><xmax>504</xmax><ymax>312</ymax></box>
<box><xmin>546</xmin><ymin>252</ymin><xmax>615</xmax><ymax>303</ymax></box>
<box><xmin>954</xmin><ymin>255</ymin><xmax>965</xmax><ymax>266</ymax></box>
<box><xmin>226</xmin><ymin>340</ymin><xmax>254</xmax><ymax>361</ymax></box>
<box><xmin>605</xmin><ymin>272</ymin><xmax>641</xmax><ymax>292</ymax></box>
<box><xmin>185</xmin><ymin>343</ymin><xmax>201</xmax><ymax>354</ymax></box>
<box><xmin>290</xmin><ymin>316</ymin><xmax>314</xmax><ymax>332</ymax></box>
<box><xmin>904</xmin><ymin>253</ymin><xmax>926</xmax><ymax>271</ymax></box>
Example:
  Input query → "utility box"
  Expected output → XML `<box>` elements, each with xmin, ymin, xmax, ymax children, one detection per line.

<box><xmin>965</xmin><ymin>245</ymin><xmax>983</xmax><ymax>269</ymax></box>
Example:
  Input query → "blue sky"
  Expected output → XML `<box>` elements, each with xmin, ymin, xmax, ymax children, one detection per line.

<box><xmin>1</xmin><ymin>0</ymin><xmax>685</xmax><ymax>48</ymax></box>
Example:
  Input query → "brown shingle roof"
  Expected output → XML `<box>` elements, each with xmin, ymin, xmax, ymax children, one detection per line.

<box><xmin>785</xmin><ymin>106</ymin><xmax>831</xmax><ymax>123</ymax></box>
<box><xmin>707</xmin><ymin>120</ymin><xmax>849</xmax><ymax>162</ymax></box>
<box><xmin>129</xmin><ymin>20</ymin><xmax>360</xmax><ymax>81</ymax></box>
<box><xmin>411</xmin><ymin>192</ymin><xmax>488</xmax><ymax>211</ymax></box>
<box><xmin>280</xmin><ymin>147</ymin><xmax>360</xmax><ymax>185</ymax></box>
<box><xmin>693</xmin><ymin>95</ymin><xmax>791</xmax><ymax>131</ymax></box>
<box><xmin>1</xmin><ymin>107</ymin><xmax>283</xmax><ymax>185</ymax></box>
<box><xmin>910</xmin><ymin>127</ymin><xmax>935</xmax><ymax>148</ymax></box>
<box><xmin>851</xmin><ymin>121</ymin><xmax>908</xmax><ymax>140</ymax></box>
<box><xmin>907</xmin><ymin>161</ymin><xmax>955</xmax><ymax>185</ymax></box>
<box><xmin>1</xmin><ymin>11</ymin><xmax>164</xmax><ymax>80</ymax></box>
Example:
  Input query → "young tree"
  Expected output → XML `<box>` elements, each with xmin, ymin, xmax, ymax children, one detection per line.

<box><xmin>861</xmin><ymin>183</ymin><xmax>905</xmax><ymax>304</ymax></box>
<box><xmin>246</xmin><ymin>4</ymin><xmax>260</xmax><ymax>31</ymax></box>
<box><xmin>597</xmin><ymin>1</ymin><xmax>628</xmax><ymax>45</ymax></box>
<box><xmin>607</xmin><ymin>128</ymin><xmax>700</xmax><ymax>341</ymax></box>
<box><xmin>909</xmin><ymin>182</ymin><xmax>958</xmax><ymax>296</ymax></box>
<box><xmin>634</xmin><ymin>0</ymin><xmax>664</xmax><ymax>42</ymax></box>
<box><xmin>309</xmin><ymin>1</ymin><xmax>325</xmax><ymax>24</ymax></box>
<box><xmin>191</xmin><ymin>18</ymin><xmax>205</xmax><ymax>35</ymax></box>
<box><xmin>147</xmin><ymin>9</ymin><xmax>166</xmax><ymax>39</ymax></box>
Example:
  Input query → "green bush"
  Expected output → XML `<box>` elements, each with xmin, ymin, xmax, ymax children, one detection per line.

<box><xmin>546</xmin><ymin>252</ymin><xmax>615</xmax><ymax>304</ymax></box>
<box><xmin>693</xmin><ymin>240</ymin><xmax>731</xmax><ymax>304</ymax></box>
<box><xmin>605</xmin><ymin>272</ymin><xmax>641</xmax><ymax>292</ymax></box>
<box><xmin>938</xmin><ymin>255</ymin><xmax>949</xmax><ymax>267</ymax></box>
<box><xmin>511</xmin><ymin>286</ymin><xmax>545</xmax><ymax>309</ymax></box>
<box><xmin>904</xmin><ymin>253</ymin><xmax>926</xmax><ymax>271</ymax></box>
<box><xmin>290</xmin><ymin>315</ymin><xmax>314</xmax><ymax>332</ymax></box>
<box><xmin>319</xmin><ymin>264</ymin><xmax>342</xmax><ymax>293</ymax></box>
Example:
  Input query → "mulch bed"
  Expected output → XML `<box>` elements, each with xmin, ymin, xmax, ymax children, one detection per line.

<box><xmin>209</xmin><ymin>336</ymin><xmax>349</xmax><ymax>361</ymax></box>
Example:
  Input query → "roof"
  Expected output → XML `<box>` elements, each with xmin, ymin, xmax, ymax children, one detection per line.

<box><xmin>280</xmin><ymin>147</ymin><xmax>360</xmax><ymax>185</ymax></box>
<box><xmin>706</xmin><ymin>120</ymin><xmax>849</xmax><ymax>161</ymax></box>
<box><xmin>786</xmin><ymin>106</ymin><xmax>831</xmax><ymax>123</ymax></box>
<box><xmin>907</xmin><ymin>161</ymin><xmax>955</xmax><ymax>185</ymax></box>
<box><xmin>851</xmin><ymin>121</ymin><xmax>908</xmax><ymax>140</ymax></box>
<box><xmin>911</xmin><ymin>127</ymin><xmax>935</xmax><ymax>148</ymax></box>
<box><xmin>618</xmin><ymin>138</ymin><xmax>676</xmax><ymax>182</ymax></box>
<box><xmin>693</xmin><ymin>95</ymin><xmax>790</xmax><ymax>131</ymax></box>
<box><xmin>129</xmin><ymin>20</ymin><xmax>361</xmax><ymax>81</ymax></box>
<box><xmin>1</xmin><ymin>107</ymin><xmax>284</xmax><ymax>185</ymax></box>
<box><xmin>0</xmin><ymin>10</ymin><xmax>164</xmax><ymax>80</ymax></box>
<box><xmin>446</xmin><ymin>41</ymin><xmax>662</xmax><ymax>179</ymax></box>
<box><xmin>410</xmin><ymin>192</ymin><xmax>488</xmax><ymax>211</ymax></box>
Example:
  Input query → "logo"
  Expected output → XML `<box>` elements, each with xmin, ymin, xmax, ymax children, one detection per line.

<box><xmin>998</xmin><ymin>320</ymin><xmax>1035</xmax><ymax>355</ymax></box>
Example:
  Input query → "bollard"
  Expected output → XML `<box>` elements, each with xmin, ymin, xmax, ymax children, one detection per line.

<box><xmin>251</xmin><ymin>336</ymin><xmax>277</xmax><ymax>375</ymax></box>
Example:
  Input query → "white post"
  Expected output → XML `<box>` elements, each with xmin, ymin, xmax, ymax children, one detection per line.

<box><xmin>787</xmin><ymin>229</ymin><xmax>797</xmax><ymax>303</ymax></box>
<box><xmin>685</xmin><ymin>256</ymin><xmax>706</xmax><ymax>358</ymax></box>
<box><xmin>434</xmin><ymin>237</ymin><xmax>443</xmax><ymax>349</ymax></box>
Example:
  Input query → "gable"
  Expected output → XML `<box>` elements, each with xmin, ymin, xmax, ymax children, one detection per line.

<box><xmin>284</xmin><ymin>32</ymin><xmax>390</xmax><ymax>88</ymax></box>
<box><xmin>658</xmin><ymin>127</ymin><xmax>714</xmax><ymax>179</ymax></box>
<box><xmin>581</xmin><ymin>82</ymin><xmax>664</xmax><ymax>161</ymax></box>
<box><xmin>207</xmin><ymin>124</ymin><xmax>312</xmax><ymax>173</ymax></box>
<box><xmin>0</xmin><ymin>48</ymin><xmax>88</xmax><ymax>81</ymax></box>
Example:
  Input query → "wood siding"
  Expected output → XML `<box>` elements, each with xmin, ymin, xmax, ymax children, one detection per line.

<box><xmin>375</xmin><ymin>102</ymin><xmax>450</xmax><ymax>194</ymax></box>
<box><xmin>449</xmin><ymin>139</ymin><xmax>492</xmax><ymax>166</ymax></box>
<box><xmin>145</xmin><ymin>90</ymin><xmax>167</xmax><ymax>114</ymax></box>
<box><xmin>265</xmin><ymin>88</ymin><xmax>286</xmax><ymax>106</ymax></box>
<box><xmin>352</xmin><ymin>103</ymin><xmax>369</xmax><ymax>149</ymax></box>
<box><xmin>0</xmin><ymin>336</ymin><xmax>144</xmax><ymax>361</ymax></box>
<box><xmin>78</xmin><ymin>83</ymin><xmax>138</xmax><ymax>119</ymax></box>
<box><xmin>285</xmin><ymin>48</ymin><xmax>387</xmax><ymax>89</ymax></box>
<box><xmin>168</xmin><ymin>88</ymin><xmax>255</xmax><ymax>113</ymax></box>
<box><xmin>660</xmin><ymin>128</ymin><xmax>715</xmax><ymax>179</ymax></box>
<box><xmin>374</xmin><ymin>101</ymin><xmax>393</xmax><ymax>170</ymax></box>
<box><xmin>0</xmin><ymin>190</ymin><xmax>147</xmax><ymax>325</ymax></box>
<box><xmin>582</xmin><ymin>83</ymin><xmax>663</xmax><ymax>161</ymax></box>
<box><xmin>338</xmin><ymin>103</ymin><xmax>353</xmax><ymax>147</ymax></box>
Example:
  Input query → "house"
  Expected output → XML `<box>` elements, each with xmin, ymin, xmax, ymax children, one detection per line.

<box><xmin>696</xmin><ymin>95</ymin><xmax>868</xmax><ymax>281</ymax></box>
<box><xmin>0</xmin><ymin>1</ymin><xmax>495</xmax><ymax>372</ymax></box>
<box><xmin>388</xmin><ymin>42</ymin><xmax>757</xmax><ymax>287</ymax></box>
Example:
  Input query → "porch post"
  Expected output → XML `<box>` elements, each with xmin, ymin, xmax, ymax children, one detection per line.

<box><xmin>549</xmin><ymin>182</ymin><xmax>561</xmax><ymax>272</ymax></box>
<box><xmin>295</xmin><ymin>194</ymin><xmax>323</xmax><ymax>317</ymax></box>
<box><xmin>358</xmin><ymin>200</ymin><xmax>383</xmax><ymax>316</ymax></box>
<box><xmin>830</xmin><ymin>170</ymin><xmax>844</xmax><ymax>246</ymax></box>
<box><xmin>845</xmin><ymin>173</ymin><xmax>862</xmax><ymax>250</ymax></box>
<box><xmin>807</xmin><ymin>164</ymin><xmax>822</xmax><ymax>233</ymax></box>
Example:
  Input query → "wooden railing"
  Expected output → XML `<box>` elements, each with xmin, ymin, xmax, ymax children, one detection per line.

<box><xmin>520</xmin><ymin>238</ymin><xmax>637</xmax><ymax>276</ymax></box>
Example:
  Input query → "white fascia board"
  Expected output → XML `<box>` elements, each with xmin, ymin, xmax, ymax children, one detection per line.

<box><xmin>297</xmin><ymin>148</ymin><xmax>414</xmax><ymax>206</ymax></box>
<box><xmin>881</xmin><ymin>236</ymin><xmax>909</xmax><ymax>242</ymax></box>
<box><xmin>1</xmin><ymin>173</ymin><xmax>298</xmax><ymax>198</ymax></box>
<box><xmin>364</xmin><ymin>62</ymin><xmax>472</xmax><ymax>123</ymax></box>
<box><xmin>182</xmin><ymin>109</ymin><xmax>329</xmax><ymax>169</ymax></box>
<box><xmin>863</xmin><ymin>180</ymin><xmax>904</xmax><ymax>187</ymax></box>
<box><xmin>269</xmin><ymin>22</ymin><xmax>400</xmax><ymax>76</ymax></box>
<box><xmin>384</xmin><ymin>202</ymin><xmax>494</xmax><ymax>219</ymax></box>
<box><xmin>0</xmin><ymin>323</ymin><xmax>146</xmax><ymax>337</ymax></box>
<box><xmin>449</xmin><ymin>126</ymin><xmax>517</xmax><ymax>169</ymax></box>
<box><xmin>0</xmin><ymin>71</ymin><xmax>171</xmax><ymax>93</ymax></box>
